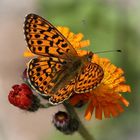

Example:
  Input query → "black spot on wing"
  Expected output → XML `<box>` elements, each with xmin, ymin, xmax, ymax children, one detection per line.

<box><xmin>56</xmin><ymin>39</ymin><xmax>64</xmax><ymax>45</ymax></box>
<box><xmin>50</xmin><ymin>41</ymin><xmax>53</xmax><ymax>46</ymax></box>
<box><xmin>35</xmin><ymin>34</ymin><xmax>40</xmax><ymax>38</ymax></box>
<box><xmin>38</xmin><ymin>46</ymin><xmax>42</xmax><ymax>51</ymax></box>
<box><xmin>56</xmin><ymin>48</ymin><xmax>64</xmax><ymax>55</ymax></box>
<box><xmin>52</xmin><ymin>34</ymin><xmax>59</xmax><ymax>39</ymax></box>
<box><xmin>37</xmin><ymin>40</ymin><xmax>43</xmax><ymax>44</ymax></box>
<box><xmin>61</xmin><ymin>43</ymin><xmax>68</xmax><ymax>48</ymax></box>
<box><xmin>40</xmin><ymin>30</ymin><xmax>45</xmax><ymax>34</ymax></box>
<box><xmin>36</xmin><ymin>67</ymin><xmax>41</xmax><ymax>72</ymax></box>
<box><xmin>45</xmin><ymin>46</ymin><xmax>49</xmax><ymax>53</ymax></box>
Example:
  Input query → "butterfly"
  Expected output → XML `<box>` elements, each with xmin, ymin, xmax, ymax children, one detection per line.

<box><xmin>24</xmin><ymin>13</ymin><xmax>104</xmax><ymax>105</ymax></box>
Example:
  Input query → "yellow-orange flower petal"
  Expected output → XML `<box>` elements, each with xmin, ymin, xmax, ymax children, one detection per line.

<box><xmin>85</xmin><ymin>100</ymin><xmax>95</xmax><ymax>120</ymax></box>
<box><xmin>57</xmin><ymin>26</ymin><xmax>90</xmax><ymax>49</ymax></box>
<box><xmin>24</xmin><ymin>49</ymin><xmax>35</xmax><ymax>57</ymax></box>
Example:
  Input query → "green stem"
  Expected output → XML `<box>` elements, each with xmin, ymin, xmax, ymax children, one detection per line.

<box><xmin>39</xmin><ymin>103</ymin><xmax>53</xmax><ymax>108</ymax></box>
<box><xmin>63</xmin><ymin>101</ymin><xmax>95</xmax><ymax>140</ymax></box>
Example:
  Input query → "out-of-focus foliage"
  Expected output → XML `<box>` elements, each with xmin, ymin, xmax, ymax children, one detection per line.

<box><xmin>37</xmin><ymin>0</ymin><xmax>140</xmax><ymax>140</ymax></box>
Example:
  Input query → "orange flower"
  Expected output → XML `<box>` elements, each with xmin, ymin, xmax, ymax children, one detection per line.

<box><xmin>69</xmin><ymin>54</ymin><xmax>131</xmax><ymax>120</ymax></box>
<box><xmin>23</xmin><ymin>26</ymin><xmax>131</xmax><ymax>120</ymax></box>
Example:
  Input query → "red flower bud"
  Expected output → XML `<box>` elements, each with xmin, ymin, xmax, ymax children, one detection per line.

<box><xmin>8</xmin><ymin>83</ymin><xmax>40</xmax><ymax>111</ymax></box>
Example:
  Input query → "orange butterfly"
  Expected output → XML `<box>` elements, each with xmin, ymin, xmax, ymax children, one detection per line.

<box><xmin>24</xmin><ymin>14</ymin><xmax>104</xmax><ymax>105</ymax></box>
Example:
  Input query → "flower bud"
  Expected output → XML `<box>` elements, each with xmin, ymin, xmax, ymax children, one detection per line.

<box><xmin>53</xmin><ymin>111</ymin><xmax>79</xmax><ymax>134</ymax></box>
<box><xmin>8</xmin><ymin>83</ymin><xmax>40</xmax><ymax>111</ymax></box>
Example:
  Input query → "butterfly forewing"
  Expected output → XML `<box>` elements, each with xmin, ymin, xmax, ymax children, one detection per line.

<box><xmin>74</xmin><ymin>63</ymin><xmax>104</xmax><ymax>93</ymax></box>
<box><xmin>24</xmin><ymin>13</ymin><xmax>78</xmax><ymax>59</ymax></box>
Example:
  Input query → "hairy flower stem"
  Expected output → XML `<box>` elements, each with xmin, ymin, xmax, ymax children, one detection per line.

<box><xmin>39</xmin><ymin>103</ymin><xmax>53</xmax><ymax>108</ymax></box>
<box><xmin>63</xmin><ymin>101</ymin><xmax>95</xmax><ymax>140</ymax></box>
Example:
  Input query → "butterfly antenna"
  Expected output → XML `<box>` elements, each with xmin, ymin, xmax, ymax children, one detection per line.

<box><xmin>94</xmin><ymin>49</ymin><xmax>122</xmax><ymax>54</ymax></box>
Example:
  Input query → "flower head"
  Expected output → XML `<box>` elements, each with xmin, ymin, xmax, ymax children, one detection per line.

<box><xmin>69</xmin><ymin>54</ymin><xmax>131</xmax><ymax>120</ymax></box>
<box><xmin>8</xmin><ymin>83</ymin><xmax>40</xmax><ymax>111</ymax></box>
<box><xmin>53</xmin><ymin>111</ymin><xmax>79</xmax><ymax>134</ymax></box>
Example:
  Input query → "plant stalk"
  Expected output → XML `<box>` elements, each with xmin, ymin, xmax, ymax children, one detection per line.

<box><xmin>63</xmin><ymin>101</ymin><xmax>95</xmax><ymax>140</ymax></box>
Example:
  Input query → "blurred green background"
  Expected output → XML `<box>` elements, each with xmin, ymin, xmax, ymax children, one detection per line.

<box><xmin>0</xmin><ymin>0</ymin><xmax>139</xmax><ymax>140</ymax></box>
<box><xmin>37</xmin><ymin>0</ymin><xmax>140</xmax><ymax>140</ymax></box>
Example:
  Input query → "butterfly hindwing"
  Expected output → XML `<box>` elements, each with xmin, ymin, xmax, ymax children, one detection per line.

<box><xmin>27</xmin><ymin>56</ymin><xmax>67</xmax><ymax>96</ymax></box>
<box><xmin>49</xmin><ymin>80</ymin><xmax>75</xmax><ymax>104</ymax></box>
<box><xmin>74</xmin><ymin>63</ymin><xmax>104</xmax><ymax>93</ymax></box>
<box><xmin>24</xmin><ymin>13</ymin><xmax>78</xmax><ymax>59</ymax></box>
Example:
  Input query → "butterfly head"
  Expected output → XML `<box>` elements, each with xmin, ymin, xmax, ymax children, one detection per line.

<box><xmin>83</xmin><ymin>51</ymin><xmax>94</xmax><ymax>62</ymax></box>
